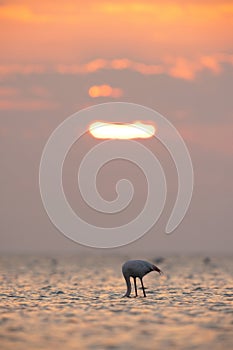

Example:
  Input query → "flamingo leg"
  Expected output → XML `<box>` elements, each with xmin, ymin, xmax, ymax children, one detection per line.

<box><xmin>133</xmin><ymin>277</ymin><xmax>138</xmax><ymax>297</ymax></box>
<box><xmin>140</xmin><ymin>278</ymin><xmax>146</xmax><ymax>297</ymax></box>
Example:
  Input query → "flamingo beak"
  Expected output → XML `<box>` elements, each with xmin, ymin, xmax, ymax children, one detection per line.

<box><xmin>153</xmin><ymin>265</ymin><xmax>163</xmax><ymax>275</ymax></box>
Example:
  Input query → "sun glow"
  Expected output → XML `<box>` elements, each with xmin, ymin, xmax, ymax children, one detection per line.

<box><xmin>89</xmin><ymin>121</ymin><xmax>156</xmax><ymax>139</ymax></box>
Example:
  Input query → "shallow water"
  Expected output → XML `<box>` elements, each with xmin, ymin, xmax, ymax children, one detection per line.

<box><xmin>0</xmin><ymin>255</ymin><xmax>233</xmax><ymax>350</ymax></box>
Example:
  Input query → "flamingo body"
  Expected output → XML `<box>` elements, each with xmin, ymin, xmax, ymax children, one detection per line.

<box><xmin>122</xmin><ymin>260</ymin><xmax>162</xmax><ymax>297</ymax></box>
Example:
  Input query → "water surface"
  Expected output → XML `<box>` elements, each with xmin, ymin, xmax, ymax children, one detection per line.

<box><xmin>0</xmin><ymin>255</ymin><xmax>233</xmax><ymax>349</ymax></box>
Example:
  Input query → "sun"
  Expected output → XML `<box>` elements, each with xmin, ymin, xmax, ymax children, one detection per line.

<box><xmin>89</xmin><ymin>121</ymin><xmax>156</xmax><ymax>139</ymax></box>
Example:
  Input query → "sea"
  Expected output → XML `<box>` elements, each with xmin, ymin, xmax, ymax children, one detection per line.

<box><xmin>0</xmin><ymin>255</ymin><xmax>233</xmax><ymax>350</ymax></box>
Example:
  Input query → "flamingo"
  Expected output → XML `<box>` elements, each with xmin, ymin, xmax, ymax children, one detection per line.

<box><xmin>122</xmin><ymin>260</ymin><xmax>162</xmax><ymax>297</ymax></box>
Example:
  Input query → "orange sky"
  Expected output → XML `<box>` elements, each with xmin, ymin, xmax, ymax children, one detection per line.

<box><xmin>0</xmin><ymin>0</ymin><xmax>232</xmax><ymax>111</ymax></box>
<box><xmin>0</xmin><ymin>0</ymin><xmax>232</xmax><ymax>114</ymax></box>
<box><xmin>1</xmin><ymin>0</ymin><xmax>233</xmax><ymax>65</ymax></box>
<box><xmin>1</xmin><ymin>1</ymin><xmax>233</xmax><ymax>253</ymax></box>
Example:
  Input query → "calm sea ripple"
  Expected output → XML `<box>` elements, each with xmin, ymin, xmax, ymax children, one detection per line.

<box><xmin>0</xmin><ymin>255</ymin><xmax>232</xmax><ymax>350</ymax></box>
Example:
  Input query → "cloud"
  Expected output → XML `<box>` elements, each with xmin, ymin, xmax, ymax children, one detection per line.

<box><xmin>167</xmin><ymin>55</ymin><xmax>224</xmax><ymax>80</ymax></box>
<box><xmin>0</xmin><ymin>64</ymin><xmax>45</xmax><ymax>76</ymax></box>
<box><xmin>88</xmin><ymin>85</ymin><xmax>123</xmax><ymax>98</ymax></box>
<box><xmin>0</xmin><ymin>55</ymin><xmax>232</xmax><ymax>80</ymax></box>
<box><xmin>0</xmin><ymin>4</ymin><xmax>61</xmax><ymax>23</ymax></box>
<box><xmin>0</xmin><ymin>98</ymin><xmax>58</xmax><ymax>111</ymax></box>
<box><xmin>180</xmin><ymin>123</ymin><xmax>233</xmax><ymax>155</ymax></box>
<box><xmin>0</xmin><ymin>83</ymin><xmax>56</xmax><ymax>111</ymax></box>
<box><xmin>53</xmin><ymin>55</ymin><xmax>233</xmax><ymax>79</ymax></box>
<box><xmin>0</xmin><ymin>87</ymin><xmax>19</xmax><ymax>97</ymax></box>
<box><xmin>30</xmin><ymin>85</ymin><xmax>50</xmax><ymax>98</ymax></box>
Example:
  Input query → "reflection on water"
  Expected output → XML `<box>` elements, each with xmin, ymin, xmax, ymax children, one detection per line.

<box><xmin>0</xmin><ymin>255</ymin><xmax>232</xmax><ymax>350</ymax></box>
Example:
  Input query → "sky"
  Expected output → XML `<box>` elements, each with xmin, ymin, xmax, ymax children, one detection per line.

<box><xmin>1</xmin><ymin>0</ymin><xmax>233</xmax><ymax>254</ymax></box>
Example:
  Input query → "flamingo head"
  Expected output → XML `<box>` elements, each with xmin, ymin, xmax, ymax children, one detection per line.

<box><xmin>152</xmin><ymin>265</ymin><xmax>163</xmax><ymax>275</ymax></box>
